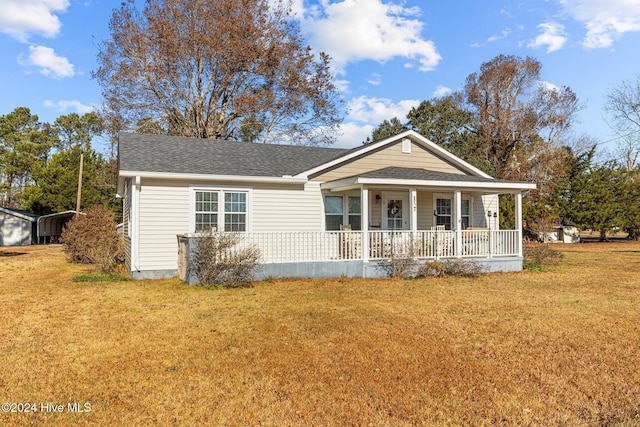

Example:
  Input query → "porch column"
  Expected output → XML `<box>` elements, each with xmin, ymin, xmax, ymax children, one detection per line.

<box><xmin>454</xmin><ymin>190</ymin><xmax>462</xmax><ymax>257</ymax></box>
<box><xmin>410</xmin><ymin>188</ymin><xmax>417</xmax><ymax>232</ymax></box>
<box><xmin>361</xmin><ymin>186</ymin><xmax>369</xmax><ymax>263</ymax></box>
<box><xmin>515</xmin><ymin>191</ymin><xmax>523</xmax><ymax>257</ymax></box>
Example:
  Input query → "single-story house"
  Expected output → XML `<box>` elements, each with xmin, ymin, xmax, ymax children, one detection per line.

<box><xmin>117</xmin><ymin>130</ymin><xmax>536</xmax><ymax>280</ymax></box>
<box><xmin>0</xmin><ymin>207</ymin><xmax>38</xmax><ymax>246</ymax></box>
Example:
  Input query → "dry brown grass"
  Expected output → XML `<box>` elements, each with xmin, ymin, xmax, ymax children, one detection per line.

<box><xmin>1</xmin><ymin>243</ymin><xmax>640</xmax><ymax>426</ymax></box>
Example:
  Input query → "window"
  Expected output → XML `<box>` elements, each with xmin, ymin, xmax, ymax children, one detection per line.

<box><xmin>348</xmin><ymin>197</ymin><xmax>361</xmax><ymax>230</ymax></box>
<box><xmin>224</xmin><ymin>192</ymin><xmax>247</xmax><ymax>231</ymax></box>
<box><xmin>194</xmin><ymin>189</ymin><xmax>248</xmax><ymax>232</ymax></box>
<box><xmin>461</xmin><ymin>199</ymin><xmax>470</xmax><ymax>230</ymax></box>
<box><xmin>435</xmin><ymin>198</ymin><xmax>451</xmax><ymax>230</ymax></box>
<box><xmin>325</xmin><ymin>196</ymin><xmax>344</xmax><ymax>231</ymax></box>
<box><xmin>434</xmin><ymin>197</ymin><xmax>471</xmax><ymax>230</ymax></box>
<box><xmin>324</xmin><ymin>195</ymin><xmax>362</xmax><ymax>231</ymax></box>
<box><xmin>195</xmin><ymin>191</ymin><xmax>219</xmax><ymax>231</ymax></box>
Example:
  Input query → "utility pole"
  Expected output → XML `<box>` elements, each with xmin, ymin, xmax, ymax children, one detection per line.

<box><xmin>76</xmin><ymin>149</ymin><xmax>84</xmax><ymax>215</ymax></box>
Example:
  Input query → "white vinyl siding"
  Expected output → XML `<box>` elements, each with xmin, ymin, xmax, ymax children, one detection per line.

<box><xmin>476</xmin><ymin>194</ymin><xmax>499</xmax><ymax>228</ymax></box>
<box><xmin>311</xmin><ymin>141</ymin><xmax>466</xmax><ymax>182</ymax></box>
<box><xmin>251</xmin><ymin>183</ymin><xmax>322</xmax><ymax>231</ymax></box>
<box><xmin>417</xmin><ymin>191</ymin><xmax>433</xmax><ymax>230</ymax></box>
<box><xmin>138</xmin><ymin>179</ymin><xmax>190</xmax><ymax>271</ymax></box>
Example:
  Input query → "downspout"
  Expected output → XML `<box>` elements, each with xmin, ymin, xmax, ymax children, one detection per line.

<box><xmin>132</xmin><ymin>176</ymin><xmax>141</xmax><ymax>272</ymax></box>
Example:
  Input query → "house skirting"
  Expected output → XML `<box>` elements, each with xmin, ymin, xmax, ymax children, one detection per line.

<box><xmin>151</xmin><ymin>257</ymin><xmax>522</xmax><ymax>284</ymax></box>
<box><xmin>257</xmin><ymin>258</ymin><xmax>522</xmax><ymax>281</ymax></box>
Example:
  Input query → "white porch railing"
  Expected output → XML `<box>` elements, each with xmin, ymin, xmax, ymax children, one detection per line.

<box><xmin>231</xmin><ymin>230</ymin><xmax>520</xmax><ymax>263</ymax></box>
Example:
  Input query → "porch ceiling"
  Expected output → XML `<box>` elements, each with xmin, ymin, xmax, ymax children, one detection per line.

<box><xmin>321</xmin><ymin>167</ymin><xmax>536</xmax><ymax>192</ymax></box>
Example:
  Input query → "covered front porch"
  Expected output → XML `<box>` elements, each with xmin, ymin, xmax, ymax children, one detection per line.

<box><xmin>179</xmin><ymin>169</ymin><xmax>534</xmax><ymax>282</ymax></box>
<box><xmin>238</xmin><ymin>170</ymin><xmax>532</xmax><ymax>274</ymax></box>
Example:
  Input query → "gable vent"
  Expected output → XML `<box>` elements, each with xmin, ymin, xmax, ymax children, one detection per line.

<box><xmin>401</xmin><ymin>138</ymin><xmax>411</xmax><ymax>154</ymax></box>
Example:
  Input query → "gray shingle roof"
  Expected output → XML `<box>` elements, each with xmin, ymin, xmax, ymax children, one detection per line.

<box><xmin>118</xmin><ymin>133</ymin><xmax>350</xmax><ymax>177</ymax></box>
<box><xmin>352</xmin><ymin>167</ymin><xmax>514</xmax><ymax>183</ymax></box>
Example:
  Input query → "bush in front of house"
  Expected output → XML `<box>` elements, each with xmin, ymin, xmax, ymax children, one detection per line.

<box><xmin>523</xmin><ymin>243</ymin><xmax>564</xmax><ymax>271</ymax></box>
<box><xmin>417</xmin><ymin>258</ymin><xmax>487</xmax><ymax>278</ymax></box>
<box><xmin>60</xmin><ymin>205</ymin><xmax>124</xmax><ymax>274</ymax></box>
<box><xmin>190</xmin><ymin>231</ymin><xmax>261</xmax><ymax>288</ymax></box>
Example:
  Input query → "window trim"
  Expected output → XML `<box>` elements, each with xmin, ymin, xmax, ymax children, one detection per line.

<box><xmin>189</xmin><ymin>186</ymin><xmax>252</xmax><ymax>232</ymax></box>
<box><xmin>323</xmin><ymin>193</ymin><xmax>362</xmax><ymax>231</ymax></box>
<box><xmin>433</xmin><ymin>193</ymin><xmax>472</xmax><ymax>230</ymax></box>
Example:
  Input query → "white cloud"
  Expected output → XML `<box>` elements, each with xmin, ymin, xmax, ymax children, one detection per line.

<box><xmin>300</xmin><ymin>0</ymin><xmax>441</xmax><ymax>73</ymax></box>
<box><xmin>334</xmin><ymin>78</ymin><xmax>351</xmax><ymax>93</ymax></box>
<box><xmin>487</xmin><ymin>28</ymin><xmax>512</xmax><ymax>43</ymax></box>
<box><xmin>19</xmin><ymin>45</ymin><xmax>74</xmax><ymax>79</ymax></box>
<box><xmin>539</xmin><ymin>80</ymin><xmax>560</xmax><ymax>92</ymax></box>
<box><xmin>43</xmin><ymin>99</ymin><xmax>95</xmax><ymax>114</ymax></box>
<box><xmin>367</xmin><ymin>73</ymin><xmax>382</xmax><ymax>86</ymax></box>
<box><xmin>347</xmin><ymin>96</ymin><xmax>419</xmax><ymax>123</ymax></box>
<box><xmin>471</xmin><ymin>28</ymin><xmax>512</xmax><ymax>48</ymax></box>
<box><xmin>0</xmin><ymin>0</ymin><xmax>69</xmax><ymax>42</ymax></box>
<box><xmin>433</xmin><ymin>85</ymin><xmax>452</xmax><ymax>98</ymax></box>
<box><xmin>335</xmin><ymin>122</ymin><xmax>374</xmax><ymax>148</ymax></box>
<box><xmin>558</xmin><ymin>0</ymin><xmax>640</xmax><ymax>48</ymax></box>
<box><xmin>528</xmin><ymin>22</ymin><xmax>567</xmax><ymax>52</ymax></box>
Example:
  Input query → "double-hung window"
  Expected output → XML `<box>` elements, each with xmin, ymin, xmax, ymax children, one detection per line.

<box><xmin>324</xmin><ymin>195</ymin><xmax>362</xmax><ymax>231</ymax></box>
<box><xmin>461</xmin><ymin>199</ymin><xmax>470</xmax><ymax>230</ymax></box>
<box><xmin>434</xmin><ymin>197</ymin><xmax>471</xmax><ymax>230</ymax></box>
<box><xmin>324</xmin><ymin>196</ymin><xmax>344</xmax><ymax>231</ymax></box>
<box><xmin>194</xmin><ymin>189</ymin><xmax>248</xmax><ymax>232</ymax></box>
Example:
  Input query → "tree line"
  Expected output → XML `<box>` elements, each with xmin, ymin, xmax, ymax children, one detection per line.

<box><xmin>0</xmin><ymin>108</ymin><xmax>120</xmax><ymax>219</ymax></box>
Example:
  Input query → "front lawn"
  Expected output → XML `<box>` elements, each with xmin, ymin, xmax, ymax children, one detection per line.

<box><xmin>1</xmin><ymin>243</ymin><xmax>639</xmax><ymax>426</ymax></box>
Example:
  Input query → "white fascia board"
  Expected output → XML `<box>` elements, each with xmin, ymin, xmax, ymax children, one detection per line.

<box><xmin>321</xmin><ymin>177</ymin><xmax>536</xmax><ymax>192</ymax></box>
<box><xmin>117</xmin><ymin>170</ymin><xmax>308</xmax><ymax>185</ymax></box>
<box><xmin>116</xmin><ymin>176</ymin><xmax>125</xmax><ymax>197</ymax></box>
<box><xmin>294</xmin><ymin>130</ymin><xmax>494</xmax><ymax>180</ymax></box>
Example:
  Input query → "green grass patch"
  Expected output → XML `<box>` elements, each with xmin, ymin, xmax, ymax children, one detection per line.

<box><xmin>72</xmin><ymin>273</ymin><xmax>130</xmax><ymax>282</ymax></box>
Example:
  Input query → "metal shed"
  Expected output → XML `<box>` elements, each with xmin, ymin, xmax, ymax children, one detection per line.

<box><xmin>0</xmin><ymin>207</ymin><xmax>38</xmax><ymax>246</ymax></box>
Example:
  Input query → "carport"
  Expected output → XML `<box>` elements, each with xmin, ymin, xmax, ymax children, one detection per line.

<box><xmin>37</xmin><ymin>211</ymin><xmax>78</xmax><ymax>244</ymax></box>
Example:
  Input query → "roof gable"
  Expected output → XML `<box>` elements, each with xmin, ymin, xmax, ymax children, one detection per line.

<box><xmin>294</xmin><ymin>130</ymin><xmax>493</xmax><ymax>180</ymax></box>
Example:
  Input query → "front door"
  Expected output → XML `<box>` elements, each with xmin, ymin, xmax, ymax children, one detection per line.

<box><xmin>383</xmin><ymin>194</ymin><xmax>409</xmax><ymax>230</ymax></box>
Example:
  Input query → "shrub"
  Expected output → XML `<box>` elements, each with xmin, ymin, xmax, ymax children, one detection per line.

<box><xmin>60</xmin><ymin>205</ymin><xmax>124</xmax><ymax>274</ymax></box>
<box><xmin>523</xmin><ymin>243</ymin><xmax>564</xmax><ymax>271</ymax></box>
<box><xmin>417</xmin><ymin>258</ymin><xmax>487</xmax><ymax>278</ymax></box>
<box><xmin>190</xmin><ymin>231</ymin><xmax>261</xmax><ymax>288</ymax></box>
<box><xmin>375</xmin><ymin>240</ymin><xmax>420</xmax><ymax>278</ymax></box>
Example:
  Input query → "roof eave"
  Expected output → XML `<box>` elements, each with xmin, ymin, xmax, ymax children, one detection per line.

<box><xmin>117</xmin><ymin>170</ymin><xmax>309</xmax><ymax>185</ymax></box>
<box><xmin>321</xmin><ymin>177</ymin><xmax>536</xmax><ymax>192</ymax></box>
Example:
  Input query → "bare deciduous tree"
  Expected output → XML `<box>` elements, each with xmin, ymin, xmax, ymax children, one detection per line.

<box><xmin>605</xmin><ymin>76</ymin><xmax>640</xmax><ymax>170</ymax></box>
<box><xmin>463</xmin><ymin>54</ymin><xmax>581</xmax><ymax>178</ymax></box>
<box><xmin>94</xmin><ymin>0</ymin><xmax>343</xmax><ymax>145</ymax></box>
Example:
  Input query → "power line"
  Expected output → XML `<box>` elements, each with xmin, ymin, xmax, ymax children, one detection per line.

<box><xmin>597</xmin><ymin>129</ymin><xmax>640</xmax><ymax>146</ymax></box>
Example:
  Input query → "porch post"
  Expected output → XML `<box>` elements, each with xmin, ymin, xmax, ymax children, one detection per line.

<box><xmin>515</xmin><ymin>191</ymin><xmax>523</xmax><ymax>257</ymax></box>
<box><xmin>454</xmin><ymin>190</ymin><xmax>462</xmax><ymax>257</ymax></box>
<box><xmin>410</xmin><ymin>188</ymin><xmax>417</xmax><ymax>232</ymax></box>
<box><xmin>362</xmin><ymin>186</ymin><xmax>369</xmax><ymax>263</ymax></box>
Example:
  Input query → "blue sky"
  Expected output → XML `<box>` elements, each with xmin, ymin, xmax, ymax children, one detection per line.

<box><xmin>1</xmin><ymin>0</ymin><xmax>640</xmax><ymax>152</ymax></box>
